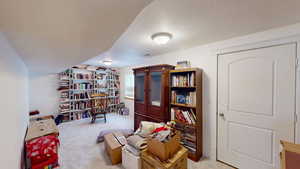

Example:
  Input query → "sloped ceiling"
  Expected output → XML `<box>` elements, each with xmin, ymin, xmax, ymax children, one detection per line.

<box><xmin>0</xmin><ymin>0</ymin><xmax>153</xmax><ymax>73</ymax></box>
<box><xmin>85</xmin><ymin>0</ymin><xmax>300</xmax><ymax>67</ymax></box>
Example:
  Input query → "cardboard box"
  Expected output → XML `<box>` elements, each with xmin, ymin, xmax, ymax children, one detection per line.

<box><xmin>104</xmin><ymin>132</ymin><xmax>127</xmax><ymax>165</ymax></box>
<box><xmin>25</xmin><ymin>119</ymin><xmax>59</xmax><ymax>142</ymax></box>
<box><xmin>122</xmin><ymin>147</ymin><xmax>141</xmax><ymax>169</ymax></box>
<box><xmin>147</xmin><ymin>132</ymin><xmax>181</xmax><ymax>161</ymax></box>
<box><xmin>141</xmin><ymin>146</ymin><xmax>188</xmax><ymax>169</ymax></box>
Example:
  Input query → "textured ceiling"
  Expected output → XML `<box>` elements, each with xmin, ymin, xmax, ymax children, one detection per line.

<box><xmin>0</xmin><ymin>0</ymin><xmax>153</xmax><ymax>73</ymax></box>
<box><xmin>2</xmin><ymin>0</ymin><xmax>300</xmax><ymax>71</ymax></box>
<box><xmin>85</xmin><ymin>0</ymin><xmax>300</xmax><ymax>67</ymax></box>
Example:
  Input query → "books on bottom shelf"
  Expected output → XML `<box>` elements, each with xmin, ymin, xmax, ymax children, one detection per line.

<box><xmin>175</xmin><ymin>125</ymin><xmax>197</xmax><ymax>153</ymax></box>
<box><xmin>182</xmin><ymin>132</ymin><xmax>197</xmax><ymax>153</ymax></box>
<box><xmin>171</xmin><ymin>107</ymin><xmax>196</xmax><ymax>125</ymax></box>
<box><xmin>61</xmin><ymin>111</ymin><xmax>91</xmax><ymax>122</ymax></box>
<box><xmin>182</xmin><ymin>143</ymin><xmax>196</xmax><ymax>153</ymax></box>
<box><xmin>69</xmin><ymin>111</ymin><xmax>90</xmax><ymax>121</ymax></box>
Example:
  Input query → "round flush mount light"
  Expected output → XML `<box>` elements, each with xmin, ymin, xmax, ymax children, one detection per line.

<box><xmin>102</xmin><ymin>59</ymin><xmax>112</xmax><ymax>66</ymax></box>
<box><xmin>151</xmin><ymin>32</ymin><xmax>172</xmax><ymax>45</ymax></box>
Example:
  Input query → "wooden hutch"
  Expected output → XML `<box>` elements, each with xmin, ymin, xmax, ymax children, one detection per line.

<box><xmin>133</xmin><ymin>64</ymin><xmax>175</xmax><ymax>130</ymax></box>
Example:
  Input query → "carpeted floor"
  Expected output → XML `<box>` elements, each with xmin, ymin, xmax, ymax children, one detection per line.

<box><xmin>56</xmin><ymin>113</ymin><xmax>232</xmax><ymax>169</ymax></box>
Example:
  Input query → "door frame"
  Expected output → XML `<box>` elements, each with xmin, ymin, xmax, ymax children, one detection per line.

<box><xmin>215</xmin><ymin>37</ymin><xmax>300</xmax><ymax>166</ymax></box>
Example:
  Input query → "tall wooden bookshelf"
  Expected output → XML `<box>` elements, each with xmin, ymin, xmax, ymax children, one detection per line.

<box><xmin>169</xmin><ymin>68</ymin><xmax>202</xmax><ymax>161</ymax></box>
<box><xmin>57</xmin><ymin>66</ymin><xmax>120</xmax><ymax>123</ymax></box>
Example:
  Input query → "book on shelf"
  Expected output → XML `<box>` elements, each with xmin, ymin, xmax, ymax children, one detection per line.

<box><xmin>174</xmin><ymin>123</ymin><xmax>197</xmax><ymax>153</ymax></box>
<box><xmin>182</xmin><ymin>143</ymin><xmax>196</xmax><ymax>153</ymax></box>
<box><xmin>71</xmin><ymin>83</ymin><xmax>93</xmax><ymax>90</ymax></box>
<box><xmin>182</xmin><ymin>139</ymin><xmax>196</xmax><ymax>149</ymax></box>
<box><xmin>171</xmin><ymin>91</ymin><xmax>196</xmax><ymax>106</ymax></box>
<box><xmin>171</xmin><ymin>72</ymin><xmax>195</xmax><ymax>87</ymax></box>
<box><xmin>171</xmin><ymin>107</ymin><xmax>196</xmax><ymax>125</ymax></box>
<box><xmin>71</xmin><ymin>92</ymin><xmax>90</xmax><ymax>100</ymax></box>
<box><xmin>69</xmin><ymin>111</ymin><xmax>90</xmax><ymax>120</ymax></box>
<box><xmin>95</xmin><ymin>73</ymin><xmax>105</xmax><ymax>80</ymax></box>
<box><xmin>71</xmin><ymin>101</ymin><xmax>91</xmax><ymax>110</ymax></box>
<box><xmin>182</xmin><ymin>134</ymin><xmax>196</xmax><ymax>143</ymax></box>
<box><xmin>71</xmin><ymin>73</ymin><xmax>93</xmax><ymax>80</ymax></box>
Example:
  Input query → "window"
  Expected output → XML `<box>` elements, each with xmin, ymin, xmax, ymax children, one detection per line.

<box><xmin>125</xmin><ymin>71</ymin><xmax>134</xmax><ymax>99</ymax></box>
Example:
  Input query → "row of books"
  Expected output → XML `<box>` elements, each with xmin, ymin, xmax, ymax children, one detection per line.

<box><xmin>69</xmin><ymin>112</ymin><xmax>90</xmax><ymax>121</ymax></box>
<box><xmin>171</xmin><ymin>72</ymin><xmax>195</xmax><ymax>87</ymax></box>
<box><xmin>107</xmin><ymin>98</ymin><xmax>120</xmax><ymax>105</ymax></box>
<box><xmin>95</xmin><ymin>73</ymin><xmax>105</xmax><ymax>80</ymax></box>
<box><xmin>181</xmin><ymin>141</ymin><xmax>196</xmax><ymax>153</ymax></box>
<box><xmin>94</xmin><ymin>82</ymin><xmax>106</xmax><ymax>89</ymax></box>
<box><xmin>173</xmin><ymin>123</ymin><xmax>197</xmax><ymax>153</ymax></box>
<box><xmin>71</xmin><ymin>83</ymin><xmax>93</xmax><ymax>90</ymax></box>
<box><xmin>171</xmin><ymin>107</ymin><xmax>197</xmax><ymax>124</ymax></box>
<box><xmin>70</xmin><ymin>102</ymin><xmax>91</xmax><ymax>110</ymax></box>
<box><xmin>171</xmin><ymin>91</ymin><xmax>196</xmax><ymax>106</ymax></box>
<box><xmin>71</xmin><ymin>92</ymin><xmax>90</xmax><ymax>100</ymax></box>
<box><xmin>62</xmin><ymin>111</ymin><xmax>91</xmax><ymax>122</ymax></box>
<box><xmin>70</xmin><ymin>73</ymin><xmax>93</xmax><ymax>80</ymax></box>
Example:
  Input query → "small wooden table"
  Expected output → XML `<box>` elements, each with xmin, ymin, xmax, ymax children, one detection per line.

<box><xmin>141</xmin><ymin>146</ymin><xmax>188</xmax><ymax>169</ymax></box>
<box><xmin>25</xmin><ymin>119</ymin><xmax>59</xmax><ymax>142</ymax></box>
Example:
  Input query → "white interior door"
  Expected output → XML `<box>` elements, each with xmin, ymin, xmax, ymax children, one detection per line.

<box><xmin>217</xmin><ymin>43</ymin><xmax>296</xmax><ymax>169</ymax></box>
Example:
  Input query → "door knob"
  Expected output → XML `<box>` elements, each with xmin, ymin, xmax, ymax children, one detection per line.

<box><xmin>219</xmin><ymin>113</ymin><xmax>225</xmax><ymax>117</ymax></box>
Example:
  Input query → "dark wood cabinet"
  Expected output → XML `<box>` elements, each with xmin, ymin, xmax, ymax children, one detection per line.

<box><xmin>133</xmin><ymin>64</ymin><xmax>175</xmax><ymax>130</ymax></box>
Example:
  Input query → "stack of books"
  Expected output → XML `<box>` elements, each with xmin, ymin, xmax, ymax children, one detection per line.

<box><xmin>57</xmin><ymin>80</ymin><xmax>69</xmax><ymax>91</ymax></box>
<box><xmin>182</xmin><ymin>132</ymin><xmax>197</xmax><ymax>153</ymax></box>
<box><xmin>59</xmin><ymin>103</ymin><xmax>70</xmax><ymax>112</ymax></box>
<box><xmin>60</xmin><ymin>91</ymin><xmax>69</xmax><ymax>98</ymax></box>
<box><xmin>173</xmin><ymin>123</ymin><xmax>197</xmax><ymax>153</ymax></box>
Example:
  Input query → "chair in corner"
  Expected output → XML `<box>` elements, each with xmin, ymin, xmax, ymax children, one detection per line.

<box><xmin>90</xmin><ymin>93</ymin><xmax>108</xmax><ymax>123</ymax></box>
<box><xmin>280</xmin><ymin>140</ymin><xmax>300</xmax><ymax>169</ymax></box>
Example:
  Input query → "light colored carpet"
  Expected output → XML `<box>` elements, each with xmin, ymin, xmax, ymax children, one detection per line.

<box><xmin>56</xmin><ymin>113</ymin><xmax>232</xmax><ymax>169</ymax></box>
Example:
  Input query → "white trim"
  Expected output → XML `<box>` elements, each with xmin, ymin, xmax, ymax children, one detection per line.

<box><xmin>216</xmin><ymin>35</ymin><xmax>300</xmax><ymax>56</ymax></box>
<box><xmin>296</xmin><ymin>41</ymin><xmax>300</xmax><ymax>144</ymax></box>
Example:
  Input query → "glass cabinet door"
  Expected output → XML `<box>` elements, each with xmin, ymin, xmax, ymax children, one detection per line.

<box><xmin>135</xmin><ymin>73</ymin><xmax>145</xmax><ymax>103</ymax></box>
<box><xmin>150</xmin><ymin>71</ymin><xmax>162</xmax><ymax>107</ymax></box>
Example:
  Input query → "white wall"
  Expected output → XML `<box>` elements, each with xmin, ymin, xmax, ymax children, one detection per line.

<box><xmin>119</xmin><ymin>67</ymin><xmax>135</xmax><ymax>118</ymax></box>
<box><xmin>0</xmin><ymin>33</ymin><xmax>29</xmax><ymax>169</ymax></box>
<box><xmin>119</xmin><ymin>22</ymin><xmax>300</xmax><ymax>160</ymax></box>
<box><xmin>29</xmin><ymin>73</ymin><xmax>59</xmax><ymax>116</ymax></box>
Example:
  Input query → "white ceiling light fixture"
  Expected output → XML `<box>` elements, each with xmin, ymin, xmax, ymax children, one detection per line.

<box><xmin>151</xmin><ymin>32</ymin><xmax>173</xmax><ymax>45</ymax></box>
<box><xmin>102</xmin><ymin>59</ymin><xmax>112</xmax><ymax>66</ymax></box>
